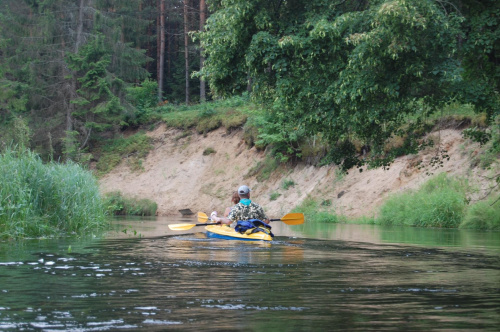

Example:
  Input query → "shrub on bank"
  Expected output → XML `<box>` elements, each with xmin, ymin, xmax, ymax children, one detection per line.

<box><xmin>0</xmin><ymin>148</ymin><xmax>106</xmax><ymax>239</ymax></box>
<box><xmin>377</xmin><ymin>173</ymin><xmax>467</xmax><ymax>228</ymax></box>
<box><xmin>460</xmin><ymin>196</ymin><xmax>500</xmax><ymax>230</ymax></box>
<box><xmin>103</xmin><ymin>191</ymin><xmax>157</xmax><ymax>216</ymax></box>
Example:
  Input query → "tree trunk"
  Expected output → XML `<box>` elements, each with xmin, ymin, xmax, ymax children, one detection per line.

<box><xmin>63</xmin><ymin>0</ymin><xmax>85</xmax><ymax>158</ymax></box>
<box><xmin>167</xmin><ymin>20</ymin><xmax>172</xmax><ymax>77</ymax></box>
<box><xmin>199</xmin><ymin>0</ymin><xmax>206</xmax><ymax>102</ymax></box>
<box><xmin>184</xmin><ymin>0</ymin><xmax>190</xmax><ymax>105</ymax></box>
<box><xmin>156</xmin><ymin>0</ymin><xmax>161</xmax><ymax>92</ymax></box>
<box><xmin>158</xmin><ymin>0</ymin><xmax>165</xmax><ymax>101</ymax></box>
<box><xmin>66</xmin><ymin>0</ymin><xmax>85</xmax><ymax>134</ymax></box>
<box><xmin>75</xmin><ymin>0</ymin><xmax>85</xmax><ymax>54</ymax></box>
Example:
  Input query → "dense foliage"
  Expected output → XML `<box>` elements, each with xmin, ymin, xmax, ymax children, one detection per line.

<box><xmin>0</xmin><ymin>148</ymin><xmax>106</xmax><ymax>239</ymax></box>
<box><xmin>0</xmin><ymin>0</ymin><xmax>206</xmax><ymax>161</ymax></box>
<box><xmin>198</xmin><ymin>0</ymin><xmax>500</xmax><ymax>169</ymax></box>
<box><xmin>0</xmin><ymin>0</ymin><xmax>150</xmax><ymax>161</ymax></box>
<box><xmin>2</xmin><ymin>0</ymin><xmax>498</xmax><ymax>168</ymax></box>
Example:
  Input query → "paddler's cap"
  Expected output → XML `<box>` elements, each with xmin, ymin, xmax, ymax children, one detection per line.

<box><xmin>238</xmin><ymin>185</ymin><xmax>251</xmax><ymax>195</ymax></box>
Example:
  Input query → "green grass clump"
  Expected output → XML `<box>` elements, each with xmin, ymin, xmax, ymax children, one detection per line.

<box><xmin>269</xmin><ymin>192</ymin><xmax>281</xmax><ymax>201</ymax></box>
<box><xmin>460</xmin><ymin>196</ymin><xmax>500</xmax><ymax>230</ymax></box>
<box><xmin>293</xmin><ymin>196</ymin><xmax>344</xmax><ymax>223</ymax></box>
<box><xmin>96</xmin><ymin>133</ymin><xmax>153</xmax><ymax>175</ymax></box>
<box><xmin>281</xmin><ymin>179</ymin><xmax>295</xmax><ymax>190</ymax></box>
<box><xmin>0</xmin><ymin>148</ymin><xmax>106</xmax><ymax>239</ymax></box>
<box><xmin>203</xmin><ymin>147</ymin><xmax>216</xmax><ymax>155</ymax></box>
<box><xmin>159</xmin><ymin>96</ymin><xmax>251</xmax><ymax>133</ymax></box>
<box><xmin>377</xmin><ymin>173</ymin><xmax>468</xmax><ymax>228</ymax></box>
<box><xmin>103</xmin><ymin>191</ymin><xmax>157</xmax><ymax>216</ymax></box>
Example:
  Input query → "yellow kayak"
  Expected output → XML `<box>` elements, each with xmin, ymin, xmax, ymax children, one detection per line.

<box><xmin>205</xmin><ymin>224</ymin><xmax>273</xmax><ymax>242</ymax></box>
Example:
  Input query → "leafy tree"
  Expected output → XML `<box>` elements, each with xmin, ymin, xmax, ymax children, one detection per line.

<box><xmin>198</xmin><ymin>0</ymin><xmax>499</xmax><ymax>169</ymax></box>
<box><xmin>0</xmin><ymin>0</ymin><xmax>150</xmax><ymax>160</ymax></box>
<box><xmin>454</xmin><ymin>0</ymin><xmax>500</xmax><ymax>117</ymax></box>
<box><xmin>66</xmin><ymin>34</ymin><xmax>125</xmax><ymax>150</ymax></box>
<box><xmin>125</xmin><ymin>78</ymin><xmax>159</xmax><ymax>125</ymax></box>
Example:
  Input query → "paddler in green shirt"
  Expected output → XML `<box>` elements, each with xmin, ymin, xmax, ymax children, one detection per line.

<box><xmin>211</xmin><ymin>185</ymin><xmax>269</xmax><ymax>225</ymax></box>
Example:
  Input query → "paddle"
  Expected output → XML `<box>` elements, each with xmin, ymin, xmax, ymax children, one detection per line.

<box><xmin>168</xmin><ymin>222</ymin><xmax>220</xmax><ymax>231</ymax></box>
<box><xmin>272</xmin><ymin>212</ymin><xmax>304</xmax><ymax>225</ymax></box>
<box><xmin>197</xmin><ymin>211</ymin><xmax>304</xmax><ymax>225</ymax></box>
<box><xmin>168</xmin><ymin>212</ymin><xmax>304</xmax><ymax>231</ymax></box>
<box><xmin>197</xmin><ymin>211</ymin><xmax>210</xmax><ymax>222</ymax></box>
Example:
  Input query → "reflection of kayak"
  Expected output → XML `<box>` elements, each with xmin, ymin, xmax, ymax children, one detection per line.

<box><xmin>205</xmin><ymin>225</ymin><xmax>273</xmax><ymax>242</ymax></box>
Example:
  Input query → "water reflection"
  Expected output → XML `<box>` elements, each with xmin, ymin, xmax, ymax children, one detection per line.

<box><xmin>293</xmin><ymin>222</ymin><xmax>500</xmax><ymax>249</ymax></box>
<box><xmin>0</xmin><ymin>217</ymin><xmax>498</xmax><ymax>331</ymax></box>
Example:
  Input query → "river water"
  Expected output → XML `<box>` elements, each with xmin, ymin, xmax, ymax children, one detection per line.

<box><xmin>0</xmin><ymin>216</ymin><xmax>499</xmax><ymax>331</ymax></box>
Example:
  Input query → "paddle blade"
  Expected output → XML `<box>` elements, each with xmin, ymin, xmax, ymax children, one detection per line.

<box><xmin>168</xmin><ymin>223</ymin><xmax>197</xmax><ymax>231</ymax></box>
<box><xmin>279</xmin><ymin>213</ymin><xmax>304</xmax><ymax>225</ymax></box>
<box><xmin>198</xmin><ymin>212</ymin><xmax>209</xmax><ymax>222</ymax></box>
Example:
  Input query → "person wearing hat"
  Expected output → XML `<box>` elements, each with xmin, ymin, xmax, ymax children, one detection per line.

<box><xmin>211</xmin><ymin>185</ymin><xmax>269</xmax><ymax>225</ymax></box>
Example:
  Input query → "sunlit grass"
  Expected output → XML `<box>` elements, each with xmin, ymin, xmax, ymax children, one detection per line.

<box><xmin>0</xmin><ymin>148</ymin><xmax>106</xmax><ymax>239</ymax></box>
<box><xmin>377</xmin><ymin>173</ymin><xmax>468</xmax><ymax>228</ymax></box>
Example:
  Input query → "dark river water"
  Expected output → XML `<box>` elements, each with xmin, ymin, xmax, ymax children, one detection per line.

<box><xmin>0</xmin><ymin>216</ymin><xmax>499</xmax><ymax>331</ymax></box>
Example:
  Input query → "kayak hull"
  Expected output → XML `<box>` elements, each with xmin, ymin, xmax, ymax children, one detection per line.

<box><xmin>205</xmin><ymin>225</ymin><xmax>272</xmax><ymax>242</ymax></box>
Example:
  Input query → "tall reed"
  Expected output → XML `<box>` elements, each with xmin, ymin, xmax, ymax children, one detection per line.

<box><xmin>377</xmin><ymin>173</ymin><xmax>467</xmax><ymax>228</ymax></box>
<box><xmin>0</xmin><ymin>148</ymin><xmax>106</xmax><ymax>238</ymax></box>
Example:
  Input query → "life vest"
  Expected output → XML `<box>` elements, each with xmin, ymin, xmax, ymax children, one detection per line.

<box><xmin>234</xmin><ymin>219</ymin><xmax>274</xmax><ymax>238</ymax></box>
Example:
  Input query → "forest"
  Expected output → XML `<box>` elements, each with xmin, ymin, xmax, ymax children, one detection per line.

<box><xmin>0</xmin><ymin>0</ymin><xmax>498</xmax><ymax>167</ymax></box>
<box><xmin>0</xmin><ymin>0</ymin><xmax>499</xmax><ymax>237</ymax></box>
<box><xmin>1</xmin><ymin>0</ymin><xmax>211</xmax><ymax>161</ymax></box>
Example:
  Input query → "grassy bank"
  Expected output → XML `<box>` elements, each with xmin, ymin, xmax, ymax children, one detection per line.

<box><xmin>377</xmin><ymin>173</ymin><xmax>468</xmax><ymax>228</ymax></box>
<box><xmin>293</xmin><ymin>173</ymin><xmax>499</xmax><ymax>231</ymax></box>
<box><xmin>0</xmin><ymin>148</ymin><xmax>107</xmax><ymax>239</ymax></box>
<box><xmin>94</xmin><ymin>96</ymin><xmax>254</xmax><ymax>176</ymax></box>
<box><xmin>103</xmin><ymin>191</ymin><xmax>157</xmax><ymax>216</ymax></box>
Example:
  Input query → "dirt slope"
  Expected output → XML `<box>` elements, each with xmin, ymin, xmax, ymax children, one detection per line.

<box><xmin>99</xmin><ymin>124</ymin><xmax>496</xmax><ymax>218</ymax></box>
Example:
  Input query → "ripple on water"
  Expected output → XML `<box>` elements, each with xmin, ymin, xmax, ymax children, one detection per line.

<box><xmin>143</xmin><ymin>319</ymin><xmax>182</xmax><ymax>325</ymax></box>
<box><xmin>201</xmin><ymin>303</ymin><xmax>308</xmax><ymax>311</ymax></box>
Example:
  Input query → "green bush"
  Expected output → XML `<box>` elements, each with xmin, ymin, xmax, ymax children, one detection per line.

<box><xmin>293</xmin><ymin>196</ymin><xmax>344</xmax><ymax>223</ymax></box>
<box><xmin>281</xmin><ymin>179</ymin><xmax>295</xmax><ymax>190</ymax></box>
<box><xmin>269</xmin><ymin>192</ymin><xmax>281</xmax><ymax>201</ymax></box>
<box><xmin>460</xmin><ymin>196</ymin><xmax>500</xmax><ymax>230</ymax></box>
<box><xmin>0</xmin><ymin>148</ymin><xmax>106</xmax><ymax>239</ymax></box>
<box><xmin>103</xmin><ymin>191</ymin><xmax>157</xmax><ymax>216</ymax></box>
<box><xmin>203</xmin><ymin>147</ymin><xmax>216</xmax><ymax>155</ymax></box>
<box><xmin>377</xmin><ymin>173</ymin><xmax>468</xmax><ymax>228</ymax></box>
<box><xmin>125</xmin><ymin>79</ymin><xmax>161</xmax><ymax>125</ymax></box>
